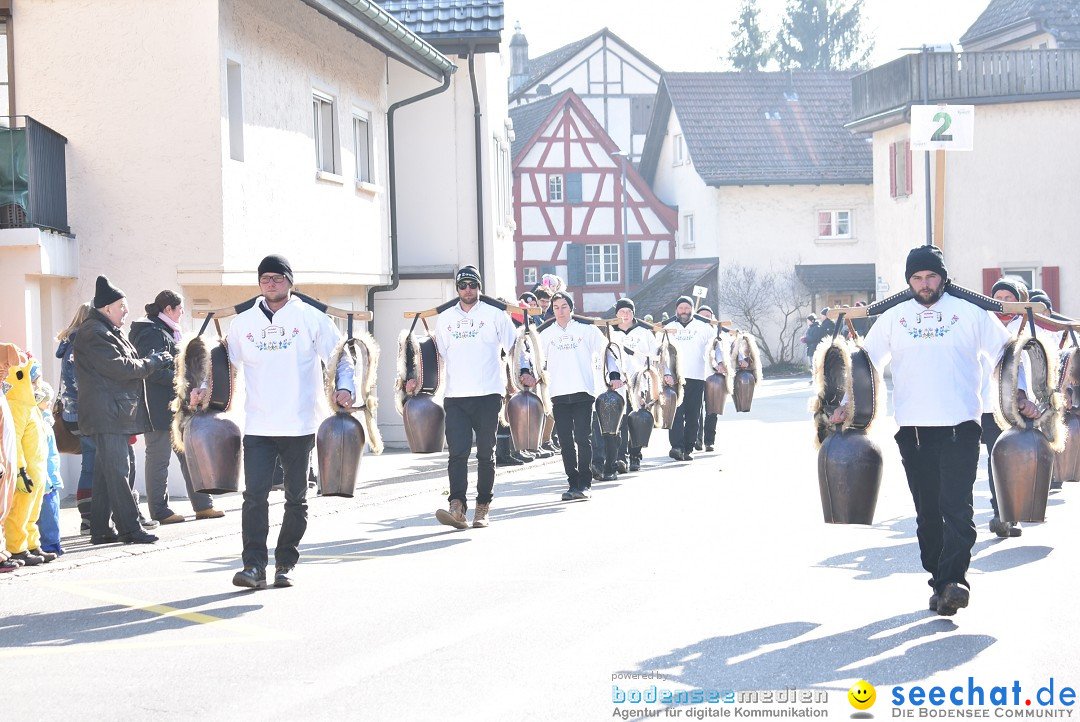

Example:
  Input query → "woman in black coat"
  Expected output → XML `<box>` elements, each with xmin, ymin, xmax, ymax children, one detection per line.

<box><xmin>129</xmin><ymin>290</ymin><xmax>222</xmax><ymax>524</ymax></box>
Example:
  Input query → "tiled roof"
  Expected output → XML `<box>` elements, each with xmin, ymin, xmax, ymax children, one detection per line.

<box><xmin>794</xmin><ymin>263</ymin><xmax>876</xmax><ymax>292</ymax></box>
<box><xmin>508</xmin><ymin>90</ymin><xmax>570</xmax><ymax>161</ymax></box>
<box><xmin>378</xmin><ymin>0</ymin><xmax>503</xmax><ymax>51</ymax></box>
<box><xmin>608</xmin><ymin>258</ymin><xmax>720</xmax><ymax>320</ymax></box>
<box><xmin>640</xmin><ymin>72</ymin><xmax>872</xmax><ymax>186</ymax></box>
<box><xmin>961</xmin><ymin>0</ymin><xmax>1080</xmax><ymax>47</ymax></box>
<box><xmin>509</xmin><ymin>27</ymin><xmax>662</xmax><ymax>101</ymax></box>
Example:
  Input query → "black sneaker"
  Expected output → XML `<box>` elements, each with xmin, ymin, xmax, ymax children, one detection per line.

<box><xmin>705</xmin><ymin>445</ymin><xmax>715</xmax><ymax>452</ymax></box>
<box><xmin>602</xmin><ymin>472</ymin><xmax>617</xmax><ymax>481</ymax></box>
<box><xmin>29</xmin><ymin>548</ymin><xmax>57</xmax><ymax>563</ymax></box>
<box><xmin>139</xmin><ymin>516</ymin><xmax>160</xmax><ymax>530</ymax></box>
<box><xmin>668</xmin><ymin>448</ymin><xmax>683</xmax><ymax>461</ymax></box>
<box><xmin>571</xmin><ymin>489</ymin><xmax>592</xmax><ymax>500</ymax></box>
<box><xmin>233</xmin><ymin>567</ymin><xmax>267</xmax><ymax>589</ymax></box>
<box><xmin>274</xmin><ymin>566</ymin><xmax>294</xmax><ymax>588</ymax></box>
<box><xmin>936</xmin><ymin>583</ymin><xmax>970</xmax><ymax>616</ymax></box>
<box><xmin>10</xmin><ymin>550</ymin><xmax>44</xmax><ymax>567</ymax></box>
<box><xmin>590</xmin><ymin>464</ymin><xmax>603</xmax><ymax>480</ymax></box>
<box><xmin>561</xmin><ymin>490</ymin><xmax>575</xmax><ymax>501</ymax></box>
<box><xmin>90</xmin><ymin>532</ymin><xmax>120</xmax><ymax>545</ymax></box>
<box><xmin>615</xmin><ymin>460</ymin><xmax>628</xmax><ymax>474</ymax></box>
<box><xmin>928</xmin><ymin>593</ymin><xmax>939</xmax><ymax>611</ymax></box>
<box><xmin>629</xmin><ymin>459</ymin><xmax>640</xmax><ymax>472</ymax></box>
<box><xmin>119</xmin><ymin>529</ymin><xmax>159</xmax><ymax>544</ymax></box>
<box><xmin>496</xmin><ymin>454</ymin><xmax>524</xmax><ymax>467</ymax></box>
<box><xmin>682</xmin><ymin>451</ymin><xmax>694</xmax><ymax>461</ymax></box>
<box><xmin>695</xmin><ymin>442</ymin><xmax>703</xmax><ymax>451</ymax></box>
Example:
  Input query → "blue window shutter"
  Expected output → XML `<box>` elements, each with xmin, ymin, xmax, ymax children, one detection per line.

<box><xmin>540</xmin><ymin>265</ymin><xmax>556</xmax><ymax>278</ymax></box>
<box><xmin>627</xmin><ymin>242</ymin><xmax>642</xmax><ymax>286</ymax></box>
<box><xmin>566</xmin><ymin>172</ymin><xmax>582</xmax><ymax>204</ymax></box>
<box><xmin>567</xmin><ymin>244</ymin><xmax>586</xmax><ymax>287</ymax></box>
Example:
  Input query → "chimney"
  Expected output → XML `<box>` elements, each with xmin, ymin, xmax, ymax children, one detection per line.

<box><xmin>509</xmin><ymin>21</ymin><xmax>529</xmax><ymax>93</ymax></box>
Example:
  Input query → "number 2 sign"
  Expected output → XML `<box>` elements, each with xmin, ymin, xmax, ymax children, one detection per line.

<box><xmin>911</xmin><ymin>104</ymin><xmax>974</xmax><ymax>151</ymax></box>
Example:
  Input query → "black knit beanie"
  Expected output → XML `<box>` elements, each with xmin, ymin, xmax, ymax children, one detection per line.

<box><xmin>990</xmin><ymin>278</ymin><xmax>1025</xmax><ymax>302</ymax></box>
<box><xmin>258</xmin><ymin>254</ymin><xmax>294</xmax><ymax>285</ymax></box>
<box><xmin>550</xmin><ymin>291</ymin><xmax>574</xmax><ymax>312</ymax></box>
<box><xmin>614</xmin><ymin>298</ymin><xmax>635</xmax><ymax>313</ymax></box>
<box><xmin>456</xmin><ymin>265</ymin><xmax>482</xmax><ymax>290</ymax></box>
<box><xmin>905</xmin><ymin>245</ymin><xmax>948</xmax><ymax>282</ymax></box>
<box><xmin>93</xmin><ymin>276</ymin><xmax>125</xmax><ymax>308</ymax></box>
<box><xmin>675</xmin><ymin>295</ymin><xmax>695</xmax><ymax>310</ymax></box>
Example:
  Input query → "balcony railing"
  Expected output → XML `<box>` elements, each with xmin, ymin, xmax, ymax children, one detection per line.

<box><xmin>850</xmin><ymin>49</ymin><xmax>1080</xmax><ymax>125</ymax></box>
<box><xmin>0</xmin><ymin>116</ymin><xmax>69</xmax><ymax>234</ymax></box>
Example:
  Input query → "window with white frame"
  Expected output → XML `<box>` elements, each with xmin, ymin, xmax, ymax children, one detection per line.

<box><xmin>226</xmin><ymin>61</ymin><xmax>244</xmax><ymax>161</ymax></box>
<box><xmin>682</xmin><ymin>214</ymin><xmax>695</xmax><ymax>247</ymax></box>
<box><xmin>672</xmin><ymin>134</ymin><xmax>685</xmax><ymax>165</ymax></box>
<box><xmin>1002</xmin><ymin>268</ymin><xmax>1034</xmax><ymax>290</ymax></box>
<box><xmin>548</xmin><ymin>174</ymin><xmax>563</xmax><ymax>202</ymax></box>
<box><xmin>817</xmin><ymin>210</ymin><xmax>852</xmax><ymax>239</ymax></box>
<box><xmin>585</xmin><ymin>244</ymin><xmax>620</xmax><ymax>284</ymax></box>
<box><xmin>523</xmin><ymin>267</ymin><xmax>537</xmax><ymax>287</ymax></box>
<box><xmin>353</xmin><ymin>114</ymin><xmax>371</xmax><ymax>183</ymax></box>
<box><xmin>313</xmin><ymin>91</ymin><xmax>337</xmax><ymax>173</ymax></box>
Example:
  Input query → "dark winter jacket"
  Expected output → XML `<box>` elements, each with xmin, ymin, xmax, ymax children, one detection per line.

<box><xmin>72</xmin><ymin>309</ymin><xmax>164</xmax><ymax>436</ymax></box>
<box><xmin>129</xmin><ymin>315</ymin><xmax>180</xmax><ymax>431</ymax></box>
<box><xmin>55</xmin><ymin>336</ymin><xmax>79</xmax><ymax>424</ymax></box>
<box><xmin>804</xmin><ymin>321</ymin><xmax>823</xmax><ymax>355</ymax></box>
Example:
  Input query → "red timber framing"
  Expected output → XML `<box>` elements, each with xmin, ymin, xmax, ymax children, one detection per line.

<box><xmin>511</xmin><ymin>91</ymin><xmax>677</xmax><ymax>313</ymax></box>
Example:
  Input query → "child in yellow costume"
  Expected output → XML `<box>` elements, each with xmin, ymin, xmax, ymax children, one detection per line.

<box><xmin>0</xmin><ymin>343</ymin><xmax>24</xmax><ymax>571</ymax></box>
<box><xmin>3</xmin><ymin>350</ymin><xmax>54</xmax><ymax>566</ymax></box>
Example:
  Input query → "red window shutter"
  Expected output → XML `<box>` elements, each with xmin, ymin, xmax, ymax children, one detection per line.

<box><xmin>1041</xmin><ymin>266</ymin><xmax>1060</xmax><ymax>311</ymax></box>
<box><xmin>889</xmin><ymin>142</ymin><xmax>897</xmax><ymax>198</ymax></box>
<box><xmin>982</xmin><ymin>268</ymin><xmax>1003</xmax><ymax>296</ymax></box>
<box><xmin>904</xmin><ymin>141</ymin><xmax>913</xmax><ymax>196</ymax></box>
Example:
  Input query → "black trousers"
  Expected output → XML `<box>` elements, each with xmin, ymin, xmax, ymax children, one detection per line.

<box><xmin>553</xmin><ymin>394</ymin><xmax>594</xmax><ymax>490</ymax></box>
<box><xmin>90</xmin><ymin>434</ymin><xmax>142</xmax><ymax>536</ymax></box>
<box><xmin>669</xmin><ymin>378</ymin><xmax>705</xmax><ymax>454</ymax></box>
<box><xmin>980</xmin><ymin>412</ymin><xmax>1004</xmax><ymax>517</ymax></box>
<box><xmin>241</xmin><ymin>434</ymin><xmax>315</xmax><ymax>570</ymax></box>
<box><xmin>696</xmin><ymin>407</ymin><xmax>717</xmax><ymax>446</ymax></box>
<box><xmin>445</xmin><ymin>394</ymin><xmax>501</xmax><ymax>509</ymax></box>
<box><xmin>895</xmin><ymin>421</ymin><xmax>982</xmax><ymax>592</ymax></box>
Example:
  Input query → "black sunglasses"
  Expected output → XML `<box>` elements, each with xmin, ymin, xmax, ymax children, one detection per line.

<box><xmin>457</xmin><ymin>281</ymin><xmax>479</xmax><ymax>290</ymax></box>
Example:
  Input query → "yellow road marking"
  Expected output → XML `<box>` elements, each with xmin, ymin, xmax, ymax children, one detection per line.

<box><xmin>0</xmin><ymin>580</ymin><xmax>298</xmax><ymax>658</ymax></box>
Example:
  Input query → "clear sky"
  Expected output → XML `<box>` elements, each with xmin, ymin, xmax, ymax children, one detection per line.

<box><xmin>501</xmin><ymin>0</ymin><xmax>986</xmax><ymax>72</ymax></box>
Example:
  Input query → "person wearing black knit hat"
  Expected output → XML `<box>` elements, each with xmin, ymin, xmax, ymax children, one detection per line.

<box><xmin>413</xmin><ymin>263</ymin><xmax>520</xmax><ymax>528</ymax></box>
<box><xmin>662</xmin><ymin>296</ymin><xmax>715</xmax><ymax>461</ymax></box>
<box><xmin>74</xmin><ymin>276</ymin><xmax>174</xmax><ymax>545</ymax></box>
<box><xmin>610</xmin><ymin>296</ymin><xmax>656</xmax><ymax>472</ymax></box>
<box><xmin>207</xmin><ymin>254</ymin><xmax>356</xmax><ymax>589</ymax></box>
<box><xmin>831</xmin><ymin>245</ymin><xmax>1042</xmax><ymax>616</ymax></box>
<box><xmin>977</xmin><ymin>277</ymin><xmax>1031</xmax><ymax>539</ymax></box>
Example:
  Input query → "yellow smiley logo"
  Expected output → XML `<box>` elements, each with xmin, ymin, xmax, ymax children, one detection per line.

<box><xmin>848</xmin><ymin>680</ymin><xmax>876</xmax><ymax>710</ymax></box>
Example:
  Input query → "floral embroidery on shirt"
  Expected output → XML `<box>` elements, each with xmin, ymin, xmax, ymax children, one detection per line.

<box><xmin>246</xmin><ymin>326</ymin><xmax>300</xmax><ymax>351</ymax></box>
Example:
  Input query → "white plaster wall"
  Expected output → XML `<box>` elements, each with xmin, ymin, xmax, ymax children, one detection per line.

<box><xmin>390</xmin><ymin>53</ymin><xmax>515</xmax><ymax>300</ymax></box>
<box><xmin>871</xmin><ymin>100</ymin><xmax>1080</xmax><ymax>313</ymax></box>
<box><xmin>13</xmin><ymin>0</ymin><xmax>223</xmax><ymax>333</ymax></box>
<box><xmin>218</xmin><ymin>0</ymin><xmax>390</xmax><ymax>281</ymax></box>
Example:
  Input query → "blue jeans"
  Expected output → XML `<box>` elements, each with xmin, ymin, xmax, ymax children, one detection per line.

<box><xmin>895</xmin><ymin>421</ymin><xmax>982</xmax><ymax>592</ymax></box>
<box><xmin>76</xmin><ymin>435</ymin><xmax>96</xmax><ymax>521</ymax></box>
<box><xmin>241</xmin><ymin>434</ymin><xmax>315</xmax><ymax>570</ymax></box>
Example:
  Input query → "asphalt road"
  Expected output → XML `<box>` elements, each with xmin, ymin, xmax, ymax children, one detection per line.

<box><xmin>4</xmin><ymin>377</ymin><xmax>1078</xmax><ymax>721</ymax></box>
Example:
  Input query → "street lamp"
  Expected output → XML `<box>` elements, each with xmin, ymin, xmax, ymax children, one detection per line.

<box><xmin>610</xmin><ymin>150</ymin><xmax>629</xmax><ymax>286</ymax></box>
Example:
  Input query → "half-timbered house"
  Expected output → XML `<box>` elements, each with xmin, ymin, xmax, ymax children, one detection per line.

<box><xmin>509</xmin><ymin>26</ymin><xmax>661</xmax><ymax>162</ymax></box>
<box><xmin>511</xmin><ymin>90</ymin><xmax>677</xmax><ymax>313</ymax></box>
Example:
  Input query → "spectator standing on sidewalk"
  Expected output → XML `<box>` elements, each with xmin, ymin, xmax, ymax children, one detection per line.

<box><xmin>74</xmin><ymin>276</ymin><xmax>171</xmax><ymax>545</ymax></box>
<box><xmin>55</xmin><ymin>303</ymin><xmax>95</xmax><ymax>534</ymax></box>
<box><xmin>130</xmin><ymin>290</ymin><xmax>223</xmax><ymax>525</ymax></box>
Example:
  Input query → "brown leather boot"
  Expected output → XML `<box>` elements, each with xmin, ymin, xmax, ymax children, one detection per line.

<box><xmin>472</xmin><ymin>503</ymin><xmax>491</xmax><ymax>528</ymax></box>
<box><xmin>435</xmin><ymin>499</ymin><xmax>468</xmax><ymax>529</ymax></box>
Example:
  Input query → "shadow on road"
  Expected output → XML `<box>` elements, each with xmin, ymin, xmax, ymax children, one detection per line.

<box><xmin>970</xmin><ymin>544</ymin><xmax>1053</xmax><ymax>572</ymax></box>
<box><xmin>622</xmin><ymin>612</ymin><xmax>993</xmax><ymax>696</ymax></box>
<box><xmin>0</xmin><ymin>595</ymin><xmax>262</xmax><ymax>649</ymax></box>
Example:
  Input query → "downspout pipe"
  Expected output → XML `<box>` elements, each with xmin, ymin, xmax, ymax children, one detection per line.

<box><xmin>468</xmin><ymin>46</ymin><xmax>486</xmax><ymax>282</ymax></box>
<box><xmin>367</xmin><ymin>70</ymin><xmax>452</xmax><ymax>334</ymax></box>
